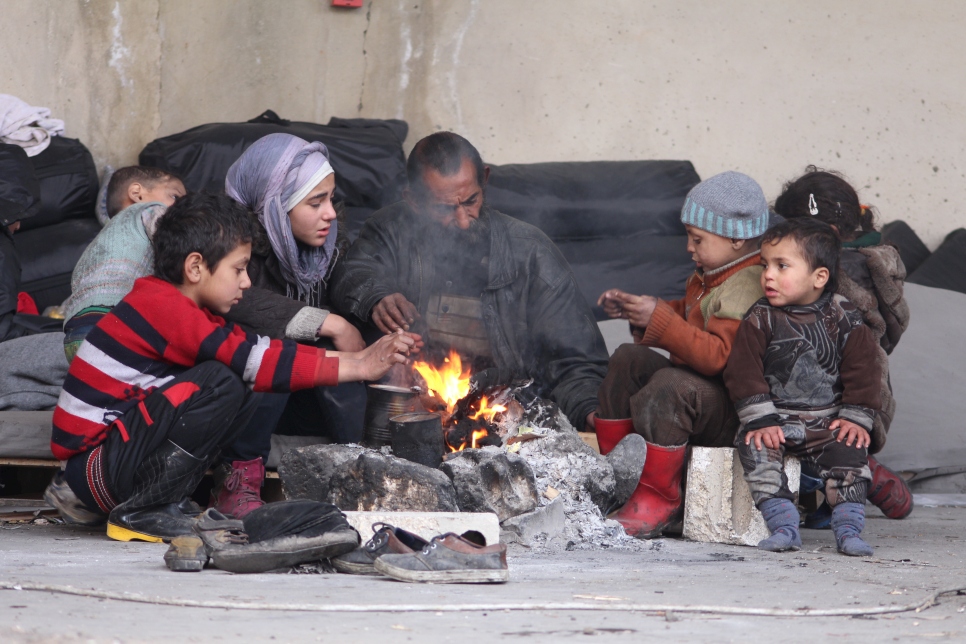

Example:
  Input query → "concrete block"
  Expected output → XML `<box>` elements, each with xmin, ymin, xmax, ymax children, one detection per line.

<box><xmin>683</xmin><ymin>447</ymin><xmax>800</xmax><ymax>547</ymax></box>
<box><xmin>500</xmin><ymin>497</ymin><xmax>566</xmax><ymax>544</ymax></box>
<box><xmin>343</xmin><ymin>511</ymin><xmax>501</xmax><ymax>546</ymax></box>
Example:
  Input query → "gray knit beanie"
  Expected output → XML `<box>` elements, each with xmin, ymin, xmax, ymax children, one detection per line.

<box><xmin>681</xmin><ymin>171</ymin><xmax>769</xmax><ymax>239</ymax></box>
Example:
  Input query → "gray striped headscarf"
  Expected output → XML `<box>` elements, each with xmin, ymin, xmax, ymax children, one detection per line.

<box><xmin>225</xmin><ymin>133</ymin><xmax>338</xmax><ymax>299</ymax></box>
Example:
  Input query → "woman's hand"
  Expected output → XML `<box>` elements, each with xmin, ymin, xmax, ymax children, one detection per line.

<box><xmin>336</xmin><ymin>330</ymin><xmax>418</xmax><ymax>382</ymax></box>
<box><xmin>597</xmin><ymin>289</ymin><xmax>658</xmax><ymax>328</ymax></box>
<box><xmin>317</xmin><ymin>313</ymin><xmax>366</xmax><ymax>352</ymax></box>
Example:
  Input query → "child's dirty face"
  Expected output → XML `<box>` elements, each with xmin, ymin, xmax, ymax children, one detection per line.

<box><xmin>288</xmin><ymin>174</ymin><xmax>337</xmax><ymax>247</ymax></box>
<box><xmin>759</xmin><ymin>237</ymin><xmax>826</xmax><ymax>307</ymax></box>
<box><xmin>136</xmin><ymin>179</ymin><xmax>186</xmax><ymax>208</ymax></box>
<box><xmin>684</xmin><ymin>225</ymin><xmax>741</xmax><ymax>271</ymax></box>
<box><xmin>197</xmin><ymin>243</ymin><xmax>252</xmax><ymax>315</ymax></box>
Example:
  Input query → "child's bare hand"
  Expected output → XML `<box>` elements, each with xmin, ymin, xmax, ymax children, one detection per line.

<box><xmin>597</xmin><ymin>289</ymin><xmax>658</xmax><ymax>327</ymax></box>
<box><xmin>830</xmin><ymin>418</ymin><xmax>871</xmax><ymax>449</ymax></box>
<box><xmin>744</xmin><ymin>426</ymin><xmax>785</xmax><ymax>451</ymax></box>
<box><xmin>339</xmin><ymin>330</ymin><xmax>416</xmax><ymax>382</ymax></box>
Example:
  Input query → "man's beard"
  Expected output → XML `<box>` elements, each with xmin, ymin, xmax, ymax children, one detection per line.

<box><xmin>417</xmin><ymin>203</ymin><xmax>491</xmax><ymax>250</ymax></box>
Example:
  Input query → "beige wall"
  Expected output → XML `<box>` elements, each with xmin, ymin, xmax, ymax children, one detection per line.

<box><xmin>3</xmin><ymin>1</ymin><xmax>963</xmax><ymax>247</ymax></box>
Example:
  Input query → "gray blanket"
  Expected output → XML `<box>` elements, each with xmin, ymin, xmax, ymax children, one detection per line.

<box><xmin>0</xmin><ymin>331</ymin><xmax>67</xmax><ymax>411</ymax></box>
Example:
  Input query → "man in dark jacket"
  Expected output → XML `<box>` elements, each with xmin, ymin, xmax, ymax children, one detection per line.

<box><xmin>330</xmin><ymin>132</ymin><xmax>607</xmax><ymax>430</ymax></box>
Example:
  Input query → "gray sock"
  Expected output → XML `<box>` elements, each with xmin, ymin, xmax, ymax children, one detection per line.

<box><xmin>831</xmin><ymin>502</ymin><xmax>874</xmax><ymax>557</ymax></box>
<box><xmin>758</xmin><ymin>498</ymin><xmax>802</xmax><ymax>552</ymax></box>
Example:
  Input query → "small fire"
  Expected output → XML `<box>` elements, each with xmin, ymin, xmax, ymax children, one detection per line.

<box><xmin>469</xmin><ymin>395</ymin><xmax>507</xmax><ymax>424</ymax></box>
<box><xmin>413</xmin><ymin>351</ymin><xmax>506</xmax><ymax>452</ymax></box>
<box><xmin>413</xmin><ymin>351</ymin><xmax>471</xmax><ymax>415</ymax></box>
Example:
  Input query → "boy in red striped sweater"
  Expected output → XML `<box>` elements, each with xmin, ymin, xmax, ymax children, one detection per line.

<box><xmin>45</xmin><ymin>194</ymin><xmax>417</xmax><ymax>542</ymax></box>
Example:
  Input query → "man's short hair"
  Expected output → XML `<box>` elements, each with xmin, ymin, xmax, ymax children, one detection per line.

<box><xmin>152</xmin><ymin>193</ymin><xmax>255</xmax><ymax>285</ymax></box>
<box><xmin>761</xmin><ymin>217</ymin><xmax>840</xmax><ymax>293</ymax></box>
<box><xmin>406</xmin><ymin>132</ymin><xmax>485</xmax><ymax>200</ymax></box>
<box><xmin>106</xmin><ymin>166</ymin><xmax>181</xmax><ymax>217</ymax></box>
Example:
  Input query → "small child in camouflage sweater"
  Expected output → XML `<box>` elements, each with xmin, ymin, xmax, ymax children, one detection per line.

<box><xmin>724</xmin><ymin>218</ymin><xmax>881</xmax><ymax>556</ymax></box>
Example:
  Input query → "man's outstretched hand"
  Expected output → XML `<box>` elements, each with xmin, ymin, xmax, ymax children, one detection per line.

<box><xmin>372</xmin><ymin>293</ymin><xmax>420</xmax><ymax>334</ymax></box>
<box><xmin>597</xmin><ymin>289</ymin><xmax>658</xmax><ymax>329</ymax></box>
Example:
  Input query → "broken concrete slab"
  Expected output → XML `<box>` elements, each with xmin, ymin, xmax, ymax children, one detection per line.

<box><xmin>440</xmin><ymin>447</ymin><xmax>539</xmax><ymax>521</ymax></box>
<box><xmin>278</xmin><ymin>444</ymin><xmax>366</xmax><ymax>501</ymax></box>
<box><xmin>683</xmin><ymin>446</ymin><xmax>801</xmax><ymax>547</ymax></box>
<box><xmin>344</xmin><ymin>510</ymin><xmax>501</xmax><ymax>545</ymax></box>
<box><xmin>279</xmin><ymin>444</ymin><xmax>459</xmax><ymax>512</ymax></box>
<box><xmin>500</xmin><ymin>496</ymin><xmax>565</xmax><ymax>544</ymax></box>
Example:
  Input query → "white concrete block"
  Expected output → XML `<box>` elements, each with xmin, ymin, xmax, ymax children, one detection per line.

<box><xmin>343</xmin><ymin>511</ymin><xmax>501</xmax><ymax>545</ymax></box>
<box><xmin>683</xmin><ymin>447</ymin><xmax>800</xmax><ymax>547</ymax></box>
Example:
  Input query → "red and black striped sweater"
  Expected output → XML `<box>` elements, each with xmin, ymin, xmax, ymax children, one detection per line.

<box><xmin>51</xmin><ymin>276</ymin><xmax>339</xmax><ymax>461</ymax></box>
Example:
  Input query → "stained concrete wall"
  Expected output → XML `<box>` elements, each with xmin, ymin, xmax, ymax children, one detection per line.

<box><xmin>3</xmin><ymin>0</ymin><xmax>963</xmax><ymax>247</ymax></box>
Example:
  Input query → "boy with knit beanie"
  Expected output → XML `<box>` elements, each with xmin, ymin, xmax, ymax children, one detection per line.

<box><xmin>724</xmin><ymin>218</ymin><xmax>879</xmax><ymax>556</ymax></box>
<box><xmin>595</xmin><ymin>171</ymin><xmax>769</xmax><ymax>539</ymax></box>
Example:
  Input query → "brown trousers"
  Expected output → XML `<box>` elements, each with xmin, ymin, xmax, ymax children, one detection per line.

<box><xmin>597</xmin><ymin>344</ymin><xmax>739</xmax><ymax>448</ymax></box>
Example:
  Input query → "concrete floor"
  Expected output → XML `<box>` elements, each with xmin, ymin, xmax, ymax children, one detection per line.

<box><xmin>1</xmin><ymin>505</ymin><xmax>965</xmax><ymax>643</ymax></box>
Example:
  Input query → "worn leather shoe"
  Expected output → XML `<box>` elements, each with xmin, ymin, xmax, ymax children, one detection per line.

<box><xmin>332</xmin><ymin>523</ymin><xmax>429</xmax><ymax>575</ymax></box>
<box><xmin>374</xmin><ymin>533</ymin><xmax>508</xmax><ymax>584</ymax></box>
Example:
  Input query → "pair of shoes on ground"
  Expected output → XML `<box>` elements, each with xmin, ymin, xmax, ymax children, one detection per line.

<box><xmin>165</xmin><ymin>501</ymin><xmax>360</xmax><ymax>573</ymax></box>
<box><xmin>332</xmin><ymin>523</ymin><xmax>509</xmax><ymax>584</ymax></box>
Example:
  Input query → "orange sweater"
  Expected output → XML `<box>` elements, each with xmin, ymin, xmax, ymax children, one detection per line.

<box><xmin>641</xmin><ymin>253</ymin><xmax>764</xmax><ymax>377</ymax></box>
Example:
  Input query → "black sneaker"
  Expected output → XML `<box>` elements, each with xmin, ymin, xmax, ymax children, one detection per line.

<box><xmin>332</xmin><ymin>523</ymin><xmax>429</xmax><ymax>576</ymax></box>
<box><xmin>373</xmin><ymin>533</ymin><xmax>508</xmax><ymax>584</ymax></box>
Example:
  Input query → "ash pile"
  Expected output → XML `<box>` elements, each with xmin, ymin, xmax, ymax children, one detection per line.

<box><xmin>279</xmin><ymin>377</ymin><xmax>653</xmax><ymax>552</ymax></box>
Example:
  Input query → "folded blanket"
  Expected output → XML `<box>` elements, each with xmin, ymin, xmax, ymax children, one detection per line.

<box><xmin>0</xmin><ymin>94</ymin><xmax>65</xmax><ymax>157</ymax></box>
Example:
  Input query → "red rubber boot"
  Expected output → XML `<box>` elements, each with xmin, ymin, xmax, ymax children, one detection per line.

<box><xmin>209</xmin><ymin>458</ymin><xmax>266</xmax><ymax>519</ymax></box>
<box><xmin>595</xmin><ymin>418</ymin><xmax>635</xmax><ymax>455</ymax></box>
<box><xmin>609</xmin><ymin>442</ymin><xmax>687</xmax><ymax>539</ymax></box>
<box><xmin>867</xmin><ymin>456</ymin><xmax>913</xmax><ymax>519</ymax></box>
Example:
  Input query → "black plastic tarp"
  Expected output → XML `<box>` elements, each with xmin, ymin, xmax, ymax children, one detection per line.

<box><xmin>19</xmin><ymin>137</ymin><xmax>98</xmax><ymax>232</ymax></box>
<box><xmin>139</xmin><ymin>111</ymin><xmax>408</xmax><ymax>212</ymax></box>
<box><xmin>881</xmin><ymin>220</ymin><xmax>931</xmax><ymax>276</ymax></box>
<box><xmin>485</xmin><ymin>160</ymin><xmax>700</xmax><ymax>318</ymax></box>
<box><xmin>907</xmin><ymin>228</ymin><xmax>966</xmax><ymax>295</ymax></box>
<box><xmin>0</xmin><ymin>143</ymin><xmax>41</xmax><ymax>228</ymax></box>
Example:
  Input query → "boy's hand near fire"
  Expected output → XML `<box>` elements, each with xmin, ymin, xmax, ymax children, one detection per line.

<box><xmin>333</xmin><ymin>329</ymin><xmax>422</xmax><ymax>382</ymax></box>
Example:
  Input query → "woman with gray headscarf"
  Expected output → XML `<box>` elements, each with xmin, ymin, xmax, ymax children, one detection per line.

<box><xmin>215</xmin><ymin>133</ymin><xmax>369</xmax><ymax>517</ymax></box>
<box><xmin>224</xmin><ymin>133</ymin><xmax>363</xmax><ymax>349</ymax></box>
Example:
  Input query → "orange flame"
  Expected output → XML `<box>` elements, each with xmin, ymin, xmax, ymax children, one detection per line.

<box><xmin>413</xmin><ymin>351</ymin><xmax>470</xmax><ymax>414</ymax></box>
<box><xmin>414</xmin><ymin>350</ymin><xmax>507</xmax><ymax>452</ymax></box>
<box><xmin>470</xmin><ymin>429</ymin><xmax>488</xmax><ymax>449</ymax></box>
<box><xmin>469</xmin><ymin>395</ymin><xmax>507</xmax><ymax>424</ymax></box>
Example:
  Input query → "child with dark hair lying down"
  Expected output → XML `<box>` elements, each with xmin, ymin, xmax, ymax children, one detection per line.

<box><xmin>45</xmin><ymin>193</ymin><xmax>418</xmax><ymax>543</ymax></box>
<box><xmin>62</xmin><ymin>166</ymin><xmax>186</xmax><ymax>362</ymax></box>
<box><xmin>724</xmin><ymin>218</ymin><xmax>880</xmax><ymax>556</ymax></box>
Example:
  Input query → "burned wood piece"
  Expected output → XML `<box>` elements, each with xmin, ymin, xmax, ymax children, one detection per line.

<box><xmin>444</xmin><ymin>415</ymin><xmax>502</xmax><ymax>452</ymax></box>
<box><xmin>440</xmin><ymin>447</ymin><xmax>540</xmax><ymax>522</ymax></box>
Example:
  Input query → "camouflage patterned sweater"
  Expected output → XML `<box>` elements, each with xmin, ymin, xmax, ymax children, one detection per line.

<box><xmin>723</xmin><ymin>292</ymin><xmax>881</xmax><ymax>432</ymax></box>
